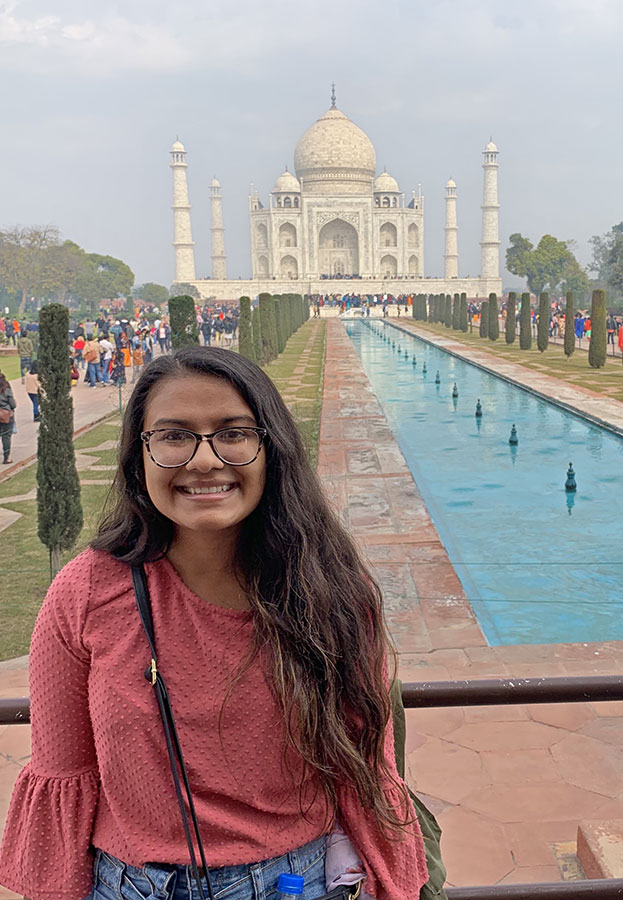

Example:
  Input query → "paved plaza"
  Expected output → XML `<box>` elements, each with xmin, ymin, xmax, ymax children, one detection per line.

<box><xmin>2</xmin><ymin>319</ymin><xmax>623</xmax><ymax>895</ymax></box>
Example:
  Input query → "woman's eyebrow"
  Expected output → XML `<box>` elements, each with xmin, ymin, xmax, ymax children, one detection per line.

<box><xmin>150</xmin><ymin>415</ymin><xmax>257</xmax><ymax>428</ymax></box>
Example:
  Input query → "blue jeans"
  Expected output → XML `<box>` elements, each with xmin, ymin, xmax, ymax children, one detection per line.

<box><xmin>87</xmin><ymin>361</ymin><xmax>100</xmax><ymax>386</ymax></box>
<box><xmin>85</xmin><ymin>834</ymin><xmax>327</xmax><ymax>900</ymax></box>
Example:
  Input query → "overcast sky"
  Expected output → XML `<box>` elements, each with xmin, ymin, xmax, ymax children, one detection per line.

<box><xmin>1</xmin><ymin>0</ymin><xmax>622</xmax><ymax>289</ymax></box>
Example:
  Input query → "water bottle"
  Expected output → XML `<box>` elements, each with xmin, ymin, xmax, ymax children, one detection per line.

<box><xmin>277</xmin><ymin>873</ymin><xmax>304</xmax><ymax>899</ymax></box>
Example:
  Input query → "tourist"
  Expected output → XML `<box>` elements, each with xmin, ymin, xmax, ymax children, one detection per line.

<box><xmin>157</xmin><ymin>321</ymin><xmax>168</xmax><ymax>353</ymax></box>
<box><xmin>141</xmin><ymin>330</ymin><xmax>154</xmax><ymax>364</ymax></box>
<box><xmin>98</xmin><ymin>335</ymin><xmax>114</xmax><ymax>385</ymax></box>
<box><xmin>607</xmin><ymin>313</ymin><xmax>617</xmax><ymax>346</ymax></box>
<box><xmin>131</xmin><ymin>340</ymin><xmax>144</xmax><ymax>382</ymax></box>
<box><xmin>73</xmin><ymin>334</ymin><xmax>86</xmax><ymax>369</ymax></box>
<box><xmin>110</xmin><ymin>349</ymin><xmax>126</xmax><ymax>386</ymax></box>
<box><xmin>83</xmin><ymin>336</ymin><xmax>102</xmax><ymax>388</ymax></box>
<box><xmin>0</xmin><ymin>372</ymin><xmax>16</xmax><ymax>464</ymax></box>
<box><xmin>0</xmin><ymin>347</ymin><xmax>427</xmax><ymax>900</ymax></box>
<box><xmin>24</xmin><ymin>361</ymin><xmax>41</xmax><ymax>422</ymax></box>
<box><xmin>17</xmin><ymin>331</ymin><xmax>34</xmax><ymax>383</ymax></box>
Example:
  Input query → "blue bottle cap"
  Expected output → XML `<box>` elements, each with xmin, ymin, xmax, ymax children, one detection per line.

<box><xmin>277</xmin><ymin>873</ymin><xmax>305</xmax><ymax>894</ymax></box>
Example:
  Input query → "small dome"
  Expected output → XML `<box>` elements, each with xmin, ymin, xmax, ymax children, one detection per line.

<box><xmin>273</xmin><ymin>169</ymin><xmax>301</xmax><ymax>193</ymax></box>
<box><xmin>446</xmin><ymin>177</ymin><xmax>456</xmax><ymax>188</ymax></box>
<box><xmin>211</xmin><ymin>176</ymin><xmax>221</xmax><ymax>188</ymax></box>
<box><xmin>294</xmin><ymin>106</ymin><xmax>376</xmax><ymax>195</ymax></box>
<box><xmin>485</xmin><ymin>139</ymin><xmax>498</xmax><ymax>152</ymax></box>
<box><xmin>171</xmin><ymin>139</ymin><xmax>185</xmax><ymax>152</ymax></box>
<box><xmin>374</xmin><ymin>171</ymin><xmax>400</xmax><ymax>193</ymax></box>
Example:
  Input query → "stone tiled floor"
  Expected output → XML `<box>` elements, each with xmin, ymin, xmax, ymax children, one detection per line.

<box><xmin>318</xmin><ymin>319</ymin><xmax>623</xmax><ymax>887</ymax></box>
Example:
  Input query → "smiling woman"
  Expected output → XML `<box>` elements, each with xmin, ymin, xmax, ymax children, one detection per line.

<box><xmin>0</xmin><ymin>347</ymin><xmax>428</xmax><ymax>900</ymax></box>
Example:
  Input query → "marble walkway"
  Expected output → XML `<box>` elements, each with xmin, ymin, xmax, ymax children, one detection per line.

<box><xmin>317</xmin><ymin>319</ymin><xmax>623</xmax><ymax>888</ymax></box>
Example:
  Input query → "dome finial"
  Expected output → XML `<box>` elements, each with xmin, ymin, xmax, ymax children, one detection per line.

<box><xmin>331</xmin><ymin>82</ymin><xmax>336</xmax><ymax>109</ymax></box>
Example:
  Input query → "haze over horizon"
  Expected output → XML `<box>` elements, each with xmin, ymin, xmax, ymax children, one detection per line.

<box><xmin>2</xmin><ymin>0</ymin><xmax>622</xmax><ymax>291</ymax></box>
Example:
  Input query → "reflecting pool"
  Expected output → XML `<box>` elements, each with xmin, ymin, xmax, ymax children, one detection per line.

<box><xmin>345</xmin><ymin>319</ymin><xmax>623</xmax><ymax>645</ymax></box>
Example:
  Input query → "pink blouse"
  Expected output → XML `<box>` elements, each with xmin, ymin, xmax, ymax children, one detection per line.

<box><xmin>0</xmin><ymin>548</ymin><xmax>427</xmax><ymax>900</ymax></box>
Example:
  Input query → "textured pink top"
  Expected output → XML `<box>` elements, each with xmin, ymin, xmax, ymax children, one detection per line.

<box><xmin>0</xmin><ymin>548</ymin><xmax>428</xmax><ymax>900</ymax></box>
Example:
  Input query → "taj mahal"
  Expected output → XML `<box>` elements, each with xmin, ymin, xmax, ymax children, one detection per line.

<box><xmin>170</xmin><ymin>89</ymin><xmax>502</xmax><ymax>300</ymax></box>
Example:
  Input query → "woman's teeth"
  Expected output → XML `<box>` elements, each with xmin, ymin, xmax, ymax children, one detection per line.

<box><xmin>181</xmin><ymin>485</ymin><xmax>235</xmax><ymax>495</ymax></box>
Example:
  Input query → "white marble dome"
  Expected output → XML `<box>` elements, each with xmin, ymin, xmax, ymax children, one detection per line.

<box><xmin>171</xmin><ymin>139</ymin><xmax>185</xmax><ymax>152</ymax></box>
<box><xmin>374</xmin><ymin>171</ymin><xmax>400</xmax><ymax>193</ymax></box>
<box><xmin>273</xmin><ymin>169</ymin><xmax>301</xmax><ymax>193</ymax></box>
<box><xmin>294</xmin><ymin>106</ymin><xmax>377</xmax><ymax>195</ymax></box>
<box><xmin>485</xmin><ymin>139</ymin><xmax>498</xmax><ymax>152</ymax></box>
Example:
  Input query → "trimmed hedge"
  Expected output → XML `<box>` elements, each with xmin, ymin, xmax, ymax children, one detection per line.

<box><xmin>505</xmin><ymin>293</ymin><xmax>516</xmax><ymax>345</ymax></box>
<box><xmin>520</xmin><ymin>293</ymin><xmax>532</xmax><ymax>350</ymax></box>
<box><xmin>588</xmin><ymin>289</ymin><xmax>607</xmax><ymax>368</ymax></box>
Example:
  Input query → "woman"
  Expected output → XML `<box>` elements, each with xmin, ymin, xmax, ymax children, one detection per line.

<box><xmin>24</xmin><ymin>360</ymin><xmax>41</xmax><ymax>421</ymax></box>
<box><xmin>0</xmin><ymin>372</ymin><xmax>16</xmax><ymax>463</ymax></box>
<box><xmin>0</xmin><ymin>347</ymin><xmax>427</xmax><ymax>900</ymax></box>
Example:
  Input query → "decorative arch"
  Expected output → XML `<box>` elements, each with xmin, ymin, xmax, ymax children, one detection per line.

<box><xmin>279</xmin><ymin>222</ymin><xmax>297</xmax><ymax>248</ymax></box>
<box><xmin>280</xmin><ymin>255</ymin><xmax>298</xmax><ymax>279</ymax></box>
<box><xmin>283</xmin><ymin>196</ymin><xmax>292</xmax><ymax>208</ymax></box>
<box><xmin>256</xmin><ymin>223</ymin><xmax>268</xmax><ymax>250</ymax></box>
<box><xmin>294</xmin><ymin>196</ymin><xmax>299</xmax><ymax>207</ymax></box>
<box><xmin>408</xmin><ymin>254</ymin><xmax>419</xmax><ymax>275</ymax></box>
<box><xmin>380</xmin><ymin>222</ymin><xmax>397</xmax><ymax>248</ymax></box>
<box><xmin>257</xmin><ymin>255</ymin><xmax>269</xmax><ymax>277</ymax></box>
<box><xmin>382</xmin><ymin>196</ymin><xmax>390</xmax><ymax>208</ymax></box>
<box><xmin>381</xmin><ymin>254</ymin><xmax>397</xmax><ymax>278</ymax></box>
<box><xmin>408</xmin><ymin>223</ymin><xmax>419</xmax><ymax>248</ymax></box>
<box><xmin>318</xmin><ymin>219</ymin><xmax>359</xmax><ymax>277</ymax></box>
<box><xmin>392</xmin><ymin>197</ymin><xmax>398</xmax><ymax>207</ymax></box>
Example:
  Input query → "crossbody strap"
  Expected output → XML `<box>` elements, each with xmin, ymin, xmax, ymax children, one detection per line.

<box><xmin>131</xmin><ymin>564</ymin><xmax>215</xmax><ymax>900</ymax></box>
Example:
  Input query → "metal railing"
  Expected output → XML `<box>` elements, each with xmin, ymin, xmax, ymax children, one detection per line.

<box><xmin>2</xmin><ymin>675</ymin><xmax>623</xmax><ymax>899</ymax></box>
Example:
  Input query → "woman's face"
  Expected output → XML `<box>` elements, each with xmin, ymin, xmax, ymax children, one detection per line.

<box><xmin>142</xmin><ymin>373</ymin><xmax>266</xmax><ymax>541</ymax></box>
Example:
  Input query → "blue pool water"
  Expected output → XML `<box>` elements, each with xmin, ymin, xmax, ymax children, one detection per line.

<box><xmin>345</xmin><ymin>319</ymin><xmax>623</xmax><ymax>646</ymax></box>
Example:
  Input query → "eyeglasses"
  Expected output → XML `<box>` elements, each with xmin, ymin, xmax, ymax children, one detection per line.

<box><xmin>141</xmin><ymin>426</ymin><xmax>267</xmax><ymax>468</ymax></box>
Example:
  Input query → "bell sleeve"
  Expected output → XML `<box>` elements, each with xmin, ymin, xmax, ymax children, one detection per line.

<box><xmin>336</xmin><ymin>682</ymin><xmax>429</xmax><ymax>900</ymax></box>
<box><xmin>0</xmin><ymin>561</ymin><xmax>100</xmax><ymax>900</ymax></box>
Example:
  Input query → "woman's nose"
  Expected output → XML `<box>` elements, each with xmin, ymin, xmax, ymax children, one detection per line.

<box><xmin>186</xmin><ymin>439</ymin><xmax>225</xmax><ymax>471</ymax></box>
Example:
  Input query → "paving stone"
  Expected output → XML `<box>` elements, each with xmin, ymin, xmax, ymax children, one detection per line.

<box><xmin>500</xmin><ymin>865</ymin><xmax>562</xmax><ymax>884</ymax></box>
<box><xmin>462</xmin><ymin>783</ymin><xmax>611</xmax><ymax>823</ymax></box>
<box><xmin>407</xmin><ymin>737</ymin><xmax>487</xmax><ymax>805</ymax></box>
<box><xmin>449</xmin><ymin>721</ymin><xmax>566</xmax><ymax>752</ymax></box>
<box><xmin>481</xmin><ymin>748</ymin><xmax>562</xmax><ymax>785</ymax></box>
<box><xmin>550</xmin><ymin>733</ymin><xmax>623</xmax><ymax>798</ymax></box>
<box><xmin>437</xmin><ymin>807</ymin><xmax>514</xmax><ymax>886</ymax></box>
<box><xmin>528</xmin><ymin>703</ymin><xmax>596</xmax><ymax>731</ymax></box>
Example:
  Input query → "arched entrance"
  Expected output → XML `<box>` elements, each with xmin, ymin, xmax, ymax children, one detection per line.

<box><xmin>318</xmin><ymin>219</ymin><xmax>359</xmax><ymax>277</ymax></box>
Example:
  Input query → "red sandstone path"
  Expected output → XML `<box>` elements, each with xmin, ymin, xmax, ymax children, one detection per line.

<box><xmin>317</xmin><ymin>319</ymin><xmax>623</xmax><ymax>888</ymax></box>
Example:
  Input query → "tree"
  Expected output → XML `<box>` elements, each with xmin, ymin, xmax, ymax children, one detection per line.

<box><xmin>506</xmin><ymin>233</ymin><xmax>534</xmax><ymax>279</ymax></box>
<box><xmin>564</xmin><ymin>291</ymin><xmax>575</xmax><ymax>359</ymax></box>
<box><xmin>588</xmin><ymin>289</ymin><xmax>607</xmax><ymax>368</ymax></box>
<box><xmin>252</xmin><ymin>305</ymin><xmax>262</xmax><ymax>363</ymax></box>
<box><xmin>259</xmin><ymin>293</ymin><xmax>278</xmax><ymax>363</ymax></box>
<box><xmin>459</xmin><ymin>293</ymin><xmax>468</xmax><ymax>332</ymax></box>
<box><xmin>488</xmin><ymin>293</ymin><xmax>499</xmax><ymax>341</ymax></box>
<box><xmin>444</xmin><ymin>295</ymin><xmax>452</xmax><ymax>328</ymax></box>
<box><xmin>170</xmin><ymin>282</ymin><xmax>200</xmax><ymax>300</ymax></box>
<box><xmin>537</xmin><ymin>292</ymin><xmax>549</xmax><ymax>352</ymax></box>
<box><xmin>0</xmin><ymin>224</ymin><xmax>61</xmax><ymax>314</ymax></box>
<box><xmin>505</xmin><ymin>292</ymin><xmax>516</xmax><ymax>345</ymax></box>
<box><xmin>479</xmin><ymin>301</ymin><xmax>488</xmax><ymax>338</ymax></box>
<box><xmin>589</xmin><ymin>223</ymin><xmax>623</xmax><ymax>300</ymax></box>
<box><xmin>169</xmin><ymin>295</ymin><xmax>199</xmax><ymax>349</ymax></box>
<box><xmin>520</xmin><ymin>292</ymin><xmax>532</xmax><ymax>350</ymax></box>
<box><xmin>274</xmin><ymin>297</ymin><xmax>285</xmax><ymax>353</ymax></box>
<box><xmin>428</xmin><ymin>295</ymin><xmax>434</xmax><ymax>322</ymax></box>
<box><xmin>560</xmin><ymin>255</ymin><xmax>589</xmax><ymax>304</ymax></box>
<box><xmin>37</xmin><ymin>304</ymin><xmax>83</xmax><ymax>578</ymax></box>
<box><xmin>452</xmin><ymin>293</ymin><xmax>460</xmax><ymax>330</ymax></box>
<box><xmin>134</xmin><ymin>282</ymin><xmax>169</xmax><ymax>307</ymax></box>
<box><xmin>238</xmin><ymin>296</ymin><xmax>254</xmax><ymax>362</ymax></box>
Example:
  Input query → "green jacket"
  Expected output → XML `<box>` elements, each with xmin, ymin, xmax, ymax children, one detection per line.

<box><xmin>17</xmin><ymin>336</ymin><xmax>33</xmax><ymax>358</ymax></box>
<box><xmin>391</xmin><ymin>678</ymin><xmax>448</xmax><ymax>900</ymax></box>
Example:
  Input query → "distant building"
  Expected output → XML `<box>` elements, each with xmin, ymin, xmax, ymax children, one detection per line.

<box><xmin>170</xmin><ymin>90</ymin><xmax>501</xmax><ymax>300</ymax></box>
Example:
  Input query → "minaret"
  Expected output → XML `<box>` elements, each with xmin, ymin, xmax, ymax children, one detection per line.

<box><xmin>444</xmin><ymin>178</ymin><xmax>458</xmax><ymax>279</ymax></box>
<box><xmin>210</xmin><ymin>177</ymin><xmax>227</xmax><ymax>280</ymax></box>
<box><xmin>170</xmin><ymin>139</ymin><xmax>196</xmax><ymax>283</ymax></box>
<box><xmin>480</xmin><ymin>138</ymin><xmax>500</xmax><ymax>279</ymax></box>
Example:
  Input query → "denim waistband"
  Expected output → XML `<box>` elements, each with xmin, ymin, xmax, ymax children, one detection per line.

<box><xmin>94</xmin><ymin>833</ymin><xmax>327</xmax><ymax>899</ymax></box>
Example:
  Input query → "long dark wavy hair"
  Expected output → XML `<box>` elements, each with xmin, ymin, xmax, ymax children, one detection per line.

<box><xmin>92</xmin><ymin>346</ymin><xmax>412</xmax><ymax>837</ymax></box>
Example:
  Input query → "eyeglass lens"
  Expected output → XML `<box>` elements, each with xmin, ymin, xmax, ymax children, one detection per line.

<box><xmin>149</xmin><ymin>428</ymin><xmax>261</xmax><ymax>466</ymax></box>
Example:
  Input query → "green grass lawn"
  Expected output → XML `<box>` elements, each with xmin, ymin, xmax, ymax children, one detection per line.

<box><xmin>0</xmin><ymin>320</ymin><xmax>327</xmax><ymax>661</ymax></box>
<box><xmin>0</xmin><ymin>355</ymin><xmax>22</xmax><ymax>381</ymax></box>
<box><xmin>403</xmin><ymin>320</ymin><xmax>623</xmax><ymax>402</ymax></box>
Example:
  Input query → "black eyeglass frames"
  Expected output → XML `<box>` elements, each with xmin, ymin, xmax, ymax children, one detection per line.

<box><xmin>140</xmin><ymin>426</ymin><xmax>267</xmax><ymax>468</ymax></box>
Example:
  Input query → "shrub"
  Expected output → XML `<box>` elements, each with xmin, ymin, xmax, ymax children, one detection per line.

<box><xmin>169</xmin><ymin>295</ymin><xmax>199</xmax><ymax>349</ymax></box>
<box><xmin>238</xmin><ymin>296</ymin><xmax>254</xmax><ymax>362</ymax></box>
<box><xmin>537</xmin><ymin>292</ymin><xmax>549</xmax><ymax>353</ymax></box>
<box><xmin>505</xmin><ymin>293</ymin><xmax>516</xmax><ymax>345</ymax></box>
<box><xmin>252</xmin><ymin>305</ymin><xmax>262</xmax><ymax>362</ymax></box>
<box><xmin>459</xmin><ymin>293</ymin><xmax>468</xmax><ymax>332</ymax></box>
<box><xmin>520</xmin><ymin>293</ymin><xmax>532</xmax><ymax>350</ymax></box>
<box><xmin>452</xmin><ymin>293</ymin><xmax>460</xmax><ymax>330</ymax></box>
<box><xmin>259</xmin><ymin>292</ymin><xmax>278</xmax><ymax>363</ymax></box>
<box><xmin>564</xmin><ymin>291</ymin><xmax>575</xmax><ymax>359</ymax></box>
<box><xmin>588</xmin><ymin>289</ymin><xmax>607</xmax><ymax>368</ymax></box>
<box><xmin>488</xmin><ymin>293</ymin><xmax>499</xmax><ymax>341</ymax></box>
<box><xmin>479</xmin><ymin>301</ymin><xmax>488</xmax><ymax>338</ymax></box>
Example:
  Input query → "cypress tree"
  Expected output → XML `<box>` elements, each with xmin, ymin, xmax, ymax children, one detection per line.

<box><xmin>520</xmin><ymin>292</ymin><xmax>532</xmax><ymax>350</ymax></box>
<box><xmin>488</xmin><ymin>292</ymin><xmax>500</xmax><ymax>341</ymax></box>
<box><xmin>564</xmin><ymin>291</ymin><xmax>575</xmax><ymax>359</ymax></box>
<box><xmin>588</xmin><ymin>289</ymin><xmax>607</xmax><ymax>368</ymax></box>
<box><xmin>169</xmin><ymin>295</ymin><xmax>199</xmax><ymax>349</ymax></box>
<box><xmin>459</xmin><ymin>293</ymin><xmax>468</xmax><ymax>332</ymax></box>
<box><xmin>537</xmin><ymin>292</ymin><xmax>549</xmax><ymax>353</ymax></box>
<box><xmin>445</xmin><ymin>295</ymin><xmax>452</xmax><ymax>328</ymax></box>
<box><xmin>259</xmin><ymin>292</ymin><xmax>278</xmax><ymax>363</ymax></box>
<box><xmin>428</xmin><ymin>295</ymin><xmax>434</xmax><ymax>322</ymax></box>
<box><xmin>274</xmin><ymin>298</ymin><xmax>285</xmax><ymax>353</ymax></box>
<box><xmin>238</xmin><ymin>296</ymin><xmax>254</xmax><ymax>362</ymax></box>
<box><xmin>452</xmin><ymin>293</ymin><xmax>460</xmax><ymax>329</ymax></box>
<box><xmin>505</xmin><ymin>293</ymin><xmax>516</xmax><ymax>345</ymax></box>
<box><xmin>252</xmin><ymin>305</ymin><xmax>262</xmax><ymax>363</ymax></box>
<box><xmin>479</xmin><ymin>300</ymin><xmax>489</xmax><ymax>338</ymax></box>
<box><xmin>37</xmin><ymin>304</ymin><xmax>83</xmax><ymax>579</ymax></box>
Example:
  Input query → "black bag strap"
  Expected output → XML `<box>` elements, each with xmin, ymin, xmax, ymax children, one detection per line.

<box><xmin>131</xmin><ymin>565</ymin><xmax>215</xmax><ymax>900</ymax></box>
